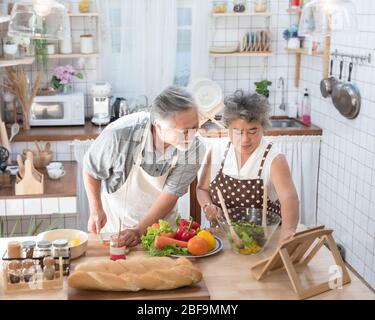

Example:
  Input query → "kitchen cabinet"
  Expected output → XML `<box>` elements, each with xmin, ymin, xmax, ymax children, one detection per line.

<box><xmin>1</xmin><ymin>227</ymin><xmax>374</xmax><ymax>300</ymax></box>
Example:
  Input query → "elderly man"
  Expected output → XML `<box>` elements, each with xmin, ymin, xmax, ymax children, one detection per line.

<box><xmin>83</xmin><ymin>86</ymin><xmax>205</xmax><ymax>247</ymax></box>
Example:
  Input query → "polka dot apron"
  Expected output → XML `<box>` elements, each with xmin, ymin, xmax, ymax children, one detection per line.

<box><xmin>210</xmin><ymin>142</ymin><xmax>281</xmax><ymax>224</ymax></box>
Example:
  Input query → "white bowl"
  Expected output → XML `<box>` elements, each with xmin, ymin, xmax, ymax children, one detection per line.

<box><xmin>36</xmin><ymin>229</ymin><xmax>89</xmax><ymax>259</ymax></box>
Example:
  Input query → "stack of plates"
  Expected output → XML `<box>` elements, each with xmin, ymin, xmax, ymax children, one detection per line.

<box><xmin>209</xmin><ymin>44</ymin><xmax>239</xmax><ymax>54</ymax></box>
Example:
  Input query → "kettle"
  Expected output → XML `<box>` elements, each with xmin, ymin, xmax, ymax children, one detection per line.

<box><xmin>110</xmin><ymin>97</ymin><xmax>128</xmax><ymax>122</ymax></box>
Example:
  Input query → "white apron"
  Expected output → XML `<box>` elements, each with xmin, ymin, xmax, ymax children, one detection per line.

<box><xmin>100</xmin><ymin>121</ymin><xmax>178</xmax><ymax>233</ymax></box>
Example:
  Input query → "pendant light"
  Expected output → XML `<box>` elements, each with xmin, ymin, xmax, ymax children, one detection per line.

<box><xmin>8</xmin><ymin>0</ymin><xmax>70</xmax><ymax>40</ymax></box>
<box><xmin>298</xmin><ymin>0</ymin><xmax>357</xmax><ymax>38</ymax></box>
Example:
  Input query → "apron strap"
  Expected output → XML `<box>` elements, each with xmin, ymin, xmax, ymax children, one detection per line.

<box><xmin>219</xmin><ymin>142</ymin><xmax>232</xmax><ymax>173</ymax></box>
<box><xmin>135</xmin><ymin>120</ymin><xmax>152</xmax><ymax>166</ymax></box>
<box><xmin>257</xmin><ymin>143</ymin><xmax>273</xmax><ymax>179</ymax></box>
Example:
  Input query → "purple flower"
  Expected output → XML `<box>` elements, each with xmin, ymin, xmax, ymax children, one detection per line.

<box><xmin>53</xmin><ymin>64</ymin><xmax>79</xmax><ymax>86</ymax></box>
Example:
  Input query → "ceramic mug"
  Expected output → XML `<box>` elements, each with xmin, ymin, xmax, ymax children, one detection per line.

<box><xmin>47</xmin><ymin>168</ymin><xmax>66</xmax><ymax>180</ymax></box>
<box><xmin>47</xmin><ymin>162</ymin><xmax>63</xmax><ymax>170</ymax></box>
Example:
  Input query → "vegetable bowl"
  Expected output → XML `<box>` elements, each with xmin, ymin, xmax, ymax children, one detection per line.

<box><xmin>215</xmin><ymin>208</ymin><xmax>281</xmax><ymax>255</ymax></box>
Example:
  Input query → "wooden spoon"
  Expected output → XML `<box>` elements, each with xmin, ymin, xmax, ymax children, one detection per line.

<box><xmin>262</xmin><ymin>185</ymin><xmax>269</xmax><ymax>237</ymax></box>
<box><xmin>216</xmin><ymin>187</ymin><xmax>244</xmax><ymax>249</ymax></box>
<box><xmin>44</xmin><ymin>142</ymin><xmax>51</xmax><ymax>153</ymax></box>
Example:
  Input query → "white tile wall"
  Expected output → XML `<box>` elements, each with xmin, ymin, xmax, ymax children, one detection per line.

<box><xmin>41</xmin><ymin>197</ymin><xmax>60</xmax><ymax>215</ymax></box>
<box><xmin>296</xmin><ymin>0</ymin><xmax>375</xmax><ymax>290</ymax></box>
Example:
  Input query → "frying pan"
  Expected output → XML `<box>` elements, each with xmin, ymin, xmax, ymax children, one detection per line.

<box><xmin>320</xmin><ymin>59</ymin><xmax>337</xmax><ymax>98</ymax></box>
<box><xmin>332</xmin><ymin>62</ymin><xmax>361</xmax><ymax>119</ymax></box>
<box><xmin>331</xmin><ymin>59</ymin><xmax>344</xmax><ymax>101</ymax></box>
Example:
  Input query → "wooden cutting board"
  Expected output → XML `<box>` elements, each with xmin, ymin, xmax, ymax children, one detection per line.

<box><xmin>68</xmin><ymin>280</ymin><xmax>210</xmax><ymax>300</ymax></box>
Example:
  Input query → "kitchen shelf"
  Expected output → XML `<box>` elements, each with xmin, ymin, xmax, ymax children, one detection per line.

<box><xmin>0</xmin><ymin>57</ymin><xmax>35</xmax><ymax>68</ymax></box>
<box><xmin>286</xmin><ymin>8</ymin><xmax>302</xmax><ymax>14</ymax></box>
<box><xmin>47</xmin><ymin>53</ymin><xmax>99</xmax><ymax>59</ymax></box>
<box><xmin>286</xmin><ymin>48</ymin><xmax>324</xmax><ymax>57</ymax></box>
<box><xmin>212</xmin><ymin>12</ymin><xmax>271</xmax><ymax>18</ymax></box>
<box><xmin>68</xmin><ymin>13</ymin><xmax>99</xmax><ymax>17</ymax></box>
<box><xmin>209</xmin><ymin>52</ymin><xmax>274</xmax><ymax>57</ymax></box>
<box><xmin>0</xmin><ymin>15</ymin><xmax>11</xmax><ymax>23</ymax></box>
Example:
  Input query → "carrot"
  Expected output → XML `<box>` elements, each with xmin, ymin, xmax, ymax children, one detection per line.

<box><xmin>154</xmin><ymin>236</ymin><xmax>188</xmax><ymax>249</ymax></box>
<box><xmin>160</xmin><ymin>232</ymin><xmax>175</xmax><ymax>238</ymax></box>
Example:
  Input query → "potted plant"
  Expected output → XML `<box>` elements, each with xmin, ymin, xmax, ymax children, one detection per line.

<box><xmin>254</xmin><ymin>80</ymin><xmax>272</xmax><ymax>98</ymax></box>
<box><xmin>51</xmin><ymin>65</ymin><xmax>84</xmax><ymax>94</ymax></box>
<box><xmin>283</xmin><ymin>24</ymin><xmax>301</xmax><ymax>49</ymax></box>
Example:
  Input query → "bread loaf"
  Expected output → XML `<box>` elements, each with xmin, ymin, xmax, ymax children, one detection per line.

<box><xmin>67</xmin><ymin>257</ymin><xmax>202</xmax><ymax>291</ymax></box>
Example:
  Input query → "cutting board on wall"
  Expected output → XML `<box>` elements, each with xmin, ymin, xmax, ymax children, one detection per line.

<box><xmin>68</xmin><ymin>279</ymin><xmax>210</xmax><ymax>300</ymax></box>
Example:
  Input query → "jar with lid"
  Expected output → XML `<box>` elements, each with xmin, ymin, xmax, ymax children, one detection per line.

<box><xmin>254</xmin><ymin>0</ymin><xmax>267</xmax><ymax>13</ymax></box>
<box><xmin>53</xmin><ymin>239</ymin><xmax>70</xmax><ymax>275</ymax></box>
<box><xmin>43</xmin><ymin>257</ymin><xmax>55</xmax><ymax>280</ymax></box>
<box><xmin>36</xmin><ymin>240</ymin><xmax>52</xmax><ymax>268</ymax></box>
<box><xmin>22</xmin><ymin>240</ymin><xmax>36</xmax><ymax>259</ymax></box>
<box><xmin>233</xmin><ymin>1</ymin><xmax>246</xmax><ymax>13</ymax></box>
<box><xmin>213</xmin><ymin>1</ymin><xmax>227</xmax><ymax>14</ymax></box>
<box><xmin>7</xmin><ymin>241</ymin><xmax>22</xmax><ymax>259</ymax></box>
<box><xmin>8</xmin><ymin>260</ymin><xmax>22</xmax><ymax>284</ymax></box>
<box><xmin>109</xmin><ymin>234</ymin><xmax>128</xmax><ymax>261</ymax></box>
<box><xmin>22</xmin><ymin>259</ymin><xmax>35</xmax><ymax>283</ymax></box>
<box><xmin>79</xmin><ymin>0</ymin><xmax>90</xmax><ymax>13</ymax></box>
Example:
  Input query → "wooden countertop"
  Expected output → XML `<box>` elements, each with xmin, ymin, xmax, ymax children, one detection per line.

<box><xmin>10</xmin><ymin>117</ymin><xmax>322</xmax><ymax>142</ymax></box>
<box><xmin>0</xmin><ymin>161</ymin><xmax>77</xmax><ymax>199</ymax></box>
<box><xmin>1</xmin><ymin>226</ymin><xmax>374</xmax><ymax>300</ymax></box>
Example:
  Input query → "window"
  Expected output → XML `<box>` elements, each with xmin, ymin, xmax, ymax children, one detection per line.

<box><xmin>174</xmin><ymin>0</ymin><xmax>193</xmax><ymax>86</ymax></box>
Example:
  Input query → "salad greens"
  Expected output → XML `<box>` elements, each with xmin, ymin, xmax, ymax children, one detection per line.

<box><xmin>231</xmin><ymin>222</ymin><xmax>265</xmax><ymax>247</ymax></box>
<box><xmin>141</xmin><ymin>219</ymin><xmax>188</xmax><ymax>256</ymax></box>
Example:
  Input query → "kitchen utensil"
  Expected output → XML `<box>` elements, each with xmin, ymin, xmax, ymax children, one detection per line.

<box><xmin>22</xmin><ymin>149</ymin><xmax>53</xmax><ymax>168</ymax></box>
<box><xmin>209</xmin><ymin>44</ymin><xmax>239</xmax><ymax>54</ymax></box>
<box><xmin>332</xmin><ymin>62</ymin><xmax>361</xmax><ymax>119</ymax></box>
<box><xmin>320</xmin><ymin>59</ymin><xmax>337</xmax><ymax>98</ymax></box>
<box><xmin>262</xmin><ymin>185</ymin><xmax>268</xmax><ymax>229</ymax></box>
<box><xmin>9</xmin><ymin>123</ymin><xmax>20</xmax><ymax>142</ymax></box>
<box><xmin>44</xmin><ymin>142</ymin><xmax>51</xmax><ymax>153</ymax></box>
<box><xmin>216</xmin><ymin>187</ymin><xmax>244</xmax><ymax>249</ymax></box>
<box><xmin>47</xmin><ymin>168</ymin><xmax>66</xmax><ymax>180</ymax></box>
<box><xmin>17</xmin><ymin>154</ymin><xmax>25</xmax><ymax>178</ymax></box>
<box><xmin>35</xmin><ymin>141</ymin><xmax>42</xmax><ymax>154</ymax></box>
<box><xmin>278</xmin><ymin>77</ymin><xmax>288</xmax><ymax>111</ymax></box>
<box><xmin>0</xmin><ymin>146</ymin><xmax>9</xmax><ymax>172</ymax></box>
<box><xmin>331</xmin><ymin>59</ymin><xmax>344</xmax><ymax>103</ymax></box>
<box><xmin>0</xmin><ymin>120</ymin><xmax>10</xmax><ymax>156</ymax></box>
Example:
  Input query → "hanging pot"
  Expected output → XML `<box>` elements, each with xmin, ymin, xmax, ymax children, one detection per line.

<box><xmin>320</xmin><ymin>59</ymin><xmax>337</xmax><ymax>98</ymax></box>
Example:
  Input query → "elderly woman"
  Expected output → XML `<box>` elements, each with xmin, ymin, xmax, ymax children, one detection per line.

<box><xmin>197</xmin><ymin>90</ymin><xmax>299</xmax><ymax>242</ymax></box>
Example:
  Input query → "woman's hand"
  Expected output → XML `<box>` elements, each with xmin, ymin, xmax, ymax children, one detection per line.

<box><xmin>204</xmin><ymin>204</ymin><xmax>221</xmax><ymax>222</ymax></box>
<box><xmin>119</xmin><ymin>228</ymin><xmax>141</xmax><ymax>247</ymax></box>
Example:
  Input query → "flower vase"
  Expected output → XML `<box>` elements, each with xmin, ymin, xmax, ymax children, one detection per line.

<box><xmin>287</xmin><ymin>38</ymin><xmax>301</xmax><ymax>49</ymax></box>
<box><xmin>62</xmin><ymin>84</ymin><xmax>73</xmax><ymax>94</ymax></box>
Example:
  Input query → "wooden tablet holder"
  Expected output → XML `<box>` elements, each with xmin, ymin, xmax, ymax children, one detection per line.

<box><xmin>250</xmin><ymin>226</ymin><xmax>351</xmax><ymax>299</ymax></box>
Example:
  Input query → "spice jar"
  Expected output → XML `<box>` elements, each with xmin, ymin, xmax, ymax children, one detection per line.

<box><xmin>36</xmin><ymin>240</ymin><xmax>52</xmax><ymax>268</ymax></box>
<box><xmin>22</xmin><ymin>241</ymin><xmax>36</xmax><ymax>259</ymax></box>
<box><xmin>22</xmin><ymin>259</ymin><xmax>35</xmax><ymax>283</ymax></box>
<box><xmin>255</xmin><ymin>0</ymin><xmax>267</xmax><ymax>13</ymax></box>
<box><xmin>80</xmin><ymin>34</ymin><xmax>94</xmax><ymax>54</ymax></box>
<box><xmin>8</xmin><ymin>260</ymin><xmax>22</xmax><ymax>284</ymax></box>
<box><xmin>79</xmin><ymin>0</ymin><xmax>90</xmax><ymax>13</ymax></box>
<box><xmin>7</xmin><ymin>241</ymin><xmax>22</xmax><ymax>259</ymax></box>
<box><xmin>43</xmin><ymin>257</ymin><xmax>55</xmax><ymax>280</ymax></box>
<box><xmin>213</xmin><ymin>1</ymin><xmax>227</xmax><ymax>14</ymax></box>
<box><xmin>109</xmin><ymin>234</ymin><xmax>127</xmax><ymax>261</ymax></box>
<box><xmin>233</xmin><ymin>1</ymin><xmax>246</xmax><ymax>13</ymax></box>
<box><xmin>53</xmin><ymin>239</ymin><xmax>70</xmax><ymax>275</ymax></box>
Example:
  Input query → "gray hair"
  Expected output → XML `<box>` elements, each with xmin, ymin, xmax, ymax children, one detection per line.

<box><xmin>223</xmin><ymin>90</ymin><xmax>271</xmax><ymax>129</ymax></box>
<box><xmin>150</xmin><ymin>86</ymin><xmax>197</xmax><ymax>124</ymax></box>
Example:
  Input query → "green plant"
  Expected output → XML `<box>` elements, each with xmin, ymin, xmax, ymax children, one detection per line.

<box><xmin>0</xmin><ymin>216</ymin><xmax>63</xmax><ymax>238</ymax></box>
<box><xmin>33</xmin><ymin>39</ymin><xmax>48</xmax><ymax>73</ymax></box>
<box><xmin>254</xmin><ymin>80</ymin><xmax>272</xmax><ymax>98</ymax></box>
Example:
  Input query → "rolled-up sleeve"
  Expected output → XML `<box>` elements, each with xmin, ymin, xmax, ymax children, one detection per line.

<box><xmin>83</xmin><ymin>129</ymin><xmax>117</xmax><ymax>180</ymax></box>
<box><xmin>163</xmin><ymin>138</ymin><xmax>206</xmax><ymax>197</ymax></box>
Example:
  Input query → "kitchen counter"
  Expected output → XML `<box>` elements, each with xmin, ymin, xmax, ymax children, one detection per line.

<box><xmin>0</xmin><ymin>161</ymin><xmax>77</xmax><ymax>199</ymax></box>
<box><xmin>10</xmin><ymin>117</ymin><xmax>322</xmax><ymax>142</ymax></box>
<box><xmin>1</xmin><ymin>226</ymin><xmax>374</xmax><ymax>300</ymax></box>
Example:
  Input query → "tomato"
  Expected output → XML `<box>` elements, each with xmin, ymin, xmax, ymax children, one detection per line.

<box><xmin>187</xmin><ymin>236</ymin><xmax>209</xmax><ymax>256</ymax></box>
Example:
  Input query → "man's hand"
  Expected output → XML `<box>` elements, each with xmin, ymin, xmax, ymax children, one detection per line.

<box><xmin>119</xmin><ymin>228</ymin><xmax>141</xmax><ymax>247</ymax></box>
<box><xmin>88</xmin><ymin>209</ymin><xmax>107</xmax><ymax>234</ymax></box>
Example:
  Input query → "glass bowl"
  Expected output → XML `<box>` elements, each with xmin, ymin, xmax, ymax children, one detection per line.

<box><xmin>215</xmin><ymin>207</ymin><xmax>281</xmax><ymax>255</ymax></box>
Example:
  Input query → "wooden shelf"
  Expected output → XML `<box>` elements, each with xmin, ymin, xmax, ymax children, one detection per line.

<box><xmin>209</xmin><ymin>51</ymin><xmax>273</xmax><ymax>57</ymax></box>
<box><xmin>0</xmin><ymin>15</ymin><xmax>11</xmax><ymax>23</ymax></box>
<box><xmin>68</xmin><ymin>13</ymin><xmax>99</xmax><ymax>17</ymax></box>
<box><xmin>47</xmin><ymin>53</ymin><xmax>99</xmax><ymax>59</ymax></box>
<box><xmin>286</xmin><ymin>7</ymin><xmax>302</xmax><ymax>14</ymax></box>
<box><xmin>0</xmin><ymin>57</ymin><xmax>35</xmax><ymax>68</ymax></box>
<box><xmin>285</xmin><ymin>48</ymin><xmax>324</xmax><ymax>57</ymax></box>
<box><xmin>212</xmin><ymin>12</ymin><xmax>271</xmax><ymax>18</ymax></box>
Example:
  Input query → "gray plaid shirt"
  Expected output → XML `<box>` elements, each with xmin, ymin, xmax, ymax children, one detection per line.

<box><xmin>83</xmin><ymin>112</ymin><xmax>206</xmax><ymax>197</ymax></box>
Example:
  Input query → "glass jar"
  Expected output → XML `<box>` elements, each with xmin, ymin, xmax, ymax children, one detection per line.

<box><xmin>43</xmin><ymin>257</ymin><xmax>55</xmax><ymax>280</ymax></box>
<box><xmin>79</xmin><ymin>0</ymin><xmax>90</xmax><ymax>13</ymax></box>
<box><xmin>213</xmin><ymin>1</ymin><xmax>227</xmax><ymax>14</ymax></box>
<box><xmin>7</xmin><ymin>241</ymin><xmax>22</xmax><ymax>259</ymax></box>
<box><xmin>233</xmin><ymin>1</ymin><xmax>246</xmax><ymax>13</ymax></box>
<box><xmin>8</xmin><ymin>260</ymin><xmax>22</xmax><ymax>284</ymax></box>
<box><xmin>254</xmin><ymin>0</ymin><xmax>267</xmax><ymax>13</ymax></box>
<box><xmin>109</xmin><ymin>234</ymin><xmax>127</xmax><ymax>261</ymax></box>
<box><xmin>36</xmin><ymin>240</ymin><xmax>52</xmax><ymax>268</ymax></box>
<box><xmin>53</xmin><ymin>239</ymin><xmax>70</xmax><ymax>275</ymax></box>
<box><xmin>22</xmin><ymin>259</ymin><xmax>35</xmax><ymax>283</ymax></box>
<box><xmin>22</xmin><ymin>240</ymin><xmax>36</xmax><ymax>259</ymax></box>
<box><xmin>80</xmin><ymin>34</ymin><xmax>94</xmax><ymax>54</ymax></box>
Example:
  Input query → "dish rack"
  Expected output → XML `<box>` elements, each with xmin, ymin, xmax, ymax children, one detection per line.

<box><xmin>2</xmin><ymin>257</ymin><xmax>64</xmax><ymax>292</ymax></box>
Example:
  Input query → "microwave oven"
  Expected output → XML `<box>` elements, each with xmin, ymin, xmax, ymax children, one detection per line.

<box><xmin>30</xmin><ymin>92</ymin><xmax>85</xmax><ymax>126</ymax></box>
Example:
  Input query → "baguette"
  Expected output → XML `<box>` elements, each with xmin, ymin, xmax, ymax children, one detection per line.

<box><xmin>68</xmin><ymin>257</ymin><xmax>202</xmax><ymax>291</ymax></box>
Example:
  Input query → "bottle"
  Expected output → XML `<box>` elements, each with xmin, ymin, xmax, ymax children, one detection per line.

<box><xmin>301</xmin><ymin>88</ymin><xmax>311</xmax><ymax>125</ymax></box>
<box><xmin>8</xmin><ymin>260</ymin><xmax>22</xmax><ymax>284</ymax></box>
<box><xmin>52</xmin><ymin>239</ymin><xmax>70</xmax><ymax>275</ymax></box>
<box><xmin>43</xmin><ymin>256</ymin><xmax>56</xmax><ymax>280</ymax></box>
<box><xmin>110</xmin><ymin>234</ymin><xmax>127</xmax><ymax>261</ymax></box>
<box><xmin>22</xmin><ymin>259</ymin><xmax>35</xmax><ymax>283</ymax></box>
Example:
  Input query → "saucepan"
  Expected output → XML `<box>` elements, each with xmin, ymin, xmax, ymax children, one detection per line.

<box><xmin>320</xmin><ymin>59</ymin><xmax>337</xmax><ymax>98</ymax></box>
